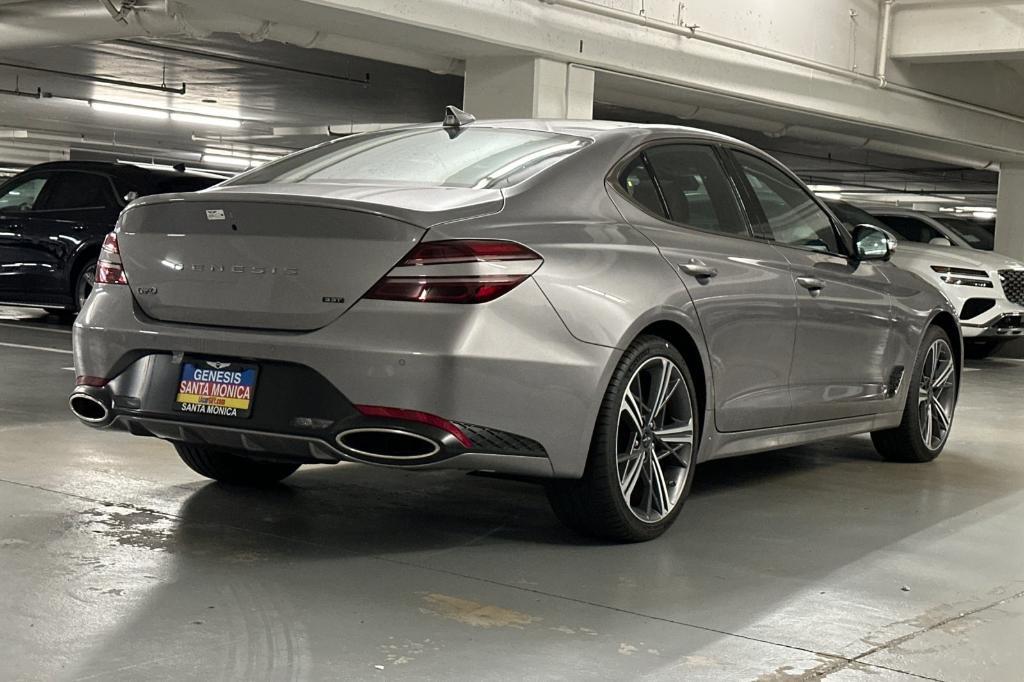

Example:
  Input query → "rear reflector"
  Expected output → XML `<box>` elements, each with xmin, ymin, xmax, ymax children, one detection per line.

<box><xmin>75</xmin><ymin>376</ymin><xmax>108</xmax><ymax>387</ymax></box>
<box><xmin>354</xmin><ymin>404</ymin><xmax>473</xmax><ymax>448</ymax></box>
<box><xmin>96</xmin><ymin>232</ymin><xmax>128</xmax><ymax>285</ymax></box>
<box><xmin>365</xmin><ymin>239</ymin><xmax>541</xmax><ymax>304</ymax></box>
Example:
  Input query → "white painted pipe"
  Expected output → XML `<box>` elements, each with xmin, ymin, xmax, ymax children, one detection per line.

<box><xmin>876</xmin><ymin>0</ymin><xmax>896</xmax><ymax>87</ymax></box>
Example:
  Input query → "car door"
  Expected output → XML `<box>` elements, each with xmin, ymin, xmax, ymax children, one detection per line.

<box><xmin>727</xmin><ymin>149</ymin><xmax>896</xmax><ymax>424</ymax></box>
<box><xmin>22</xmin><ymin>171</ymin><xmax>122</xmax><ymax>296</ymax></box>
<box><xmin>0</xmin><ymin>174</ymin><xmax>53</xmax><ymax>297</ymax></box>
<box><xmin>610</xmin><ymin>142</ymin><xmax>798</xmax><ymax>432</ymax></box>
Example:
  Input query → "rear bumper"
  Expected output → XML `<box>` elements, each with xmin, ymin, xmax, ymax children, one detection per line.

<box><xmin>72</xmin><ymin>281</ymin><xmax>617</xmax><ymax>478</ymax></box>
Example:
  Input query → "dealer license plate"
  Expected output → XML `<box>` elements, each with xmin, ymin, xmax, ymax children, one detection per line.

<box><xmin>174</xmin><ymin>359</ymin><xmax>259</xmax><ymax>419</ymax></box>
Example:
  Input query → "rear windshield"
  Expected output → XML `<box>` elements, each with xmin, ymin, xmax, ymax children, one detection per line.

<box><xmin>936</xmin><ymin>217</ymin><xmax>995</xmax><ymax>251</ymax></box>
<box><xmin>226</xmin><ymin>127</ymin><xmax>589</xmax><ymax>189</ymax></box>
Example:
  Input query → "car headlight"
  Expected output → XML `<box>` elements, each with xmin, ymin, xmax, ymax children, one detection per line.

<box><xmin>930</xmin><ymin>265</ymin><xmax>993</xmax><ymax>288</ymax></box>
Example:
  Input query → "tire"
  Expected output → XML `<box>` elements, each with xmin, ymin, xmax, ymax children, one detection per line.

<box><xmin>871</xmin><ymin>326</ymin><xmax>958</xmax><ymax>463</ymax></box>
<box><xmin>546</xmin><ymin>335</ymin><xmax>700</xmax><ymax>542</ymax></box>
<box><xmin>72</xmin><ymin>262</ymin><xmax>97</xmax><ymax>314</ymax></box>
<box><xmin>174</xmin><ymin>442</ymin><xmax>300</xmax><ymax>485</ymax></box>
<box><xmin>964</xmin><ymin>340</ymin><xmax>1003</xmax><ymax>360</ymax></box>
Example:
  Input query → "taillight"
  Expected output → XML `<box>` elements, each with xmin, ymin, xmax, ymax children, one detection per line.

<box><xmin>96</xmin><ymin>232</ymin><xmax>128</xmax><ymax>285</ymax></box>
<box><xmin>365</xmin><ymin>239</ymin><xmax>541</xmax><ymax>304</ymax></box>
<box><xmin>75</xmin><ymin>376</ymin><xmax>108</xmax><ymax>387</ymax></box>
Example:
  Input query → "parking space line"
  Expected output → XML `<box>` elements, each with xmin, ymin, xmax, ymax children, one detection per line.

<box><xmin>0</xmin><ymin>341</ymin><xmax>72</xmax><ymax>355</ymax></box>
<box><xmin>0</xmin><ymin>322</ymin><xmax>72</xmax><ymax>335</ymax></box>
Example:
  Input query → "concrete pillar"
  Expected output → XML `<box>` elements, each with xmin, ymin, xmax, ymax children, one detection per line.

<box><xmin>995</xmin><ymin>163</ymin><xmax>1024</xmax><ymax>261</ymax></box>
<box><xmin>463</xmin><ymin>57</ymin><xmax>594</xmax><ymax>119</ymax></box>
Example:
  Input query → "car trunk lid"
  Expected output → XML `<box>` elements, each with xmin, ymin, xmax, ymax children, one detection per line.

<box><xmin>116</xmin><ymin>186</ymin><xmax>503</xmax><ymax>331</ymax></box>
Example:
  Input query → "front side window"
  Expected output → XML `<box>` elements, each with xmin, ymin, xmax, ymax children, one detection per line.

<box><xmin>40</xmin><ymin>172</ymin><xmax>118</xmax><ymax>211</ymax></box>
<box><xmin>227</xmin><ymin>127</ymin><xmax>589</xmax><ymax>189</ymax></box>
<box><xmin>0</xmin><ymin>176</ymin><xmax>49</xmax><ymax>213</ymax></box>
<box><xmin>733</xmin><ymin>152</ymin><xmax>840</xmax><ymax>253</ymax></box>
<box><xmin>643</xmin><ymin>145</ymin><xmax>748</xmax><ymax>236</ymax></box>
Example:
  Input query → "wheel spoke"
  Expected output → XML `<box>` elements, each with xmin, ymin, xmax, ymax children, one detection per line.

<box><xmin>931</xmin><ymin>397</ymin><xmax>951</xmax><ymax>431</ymax></box>
<box><xmin>621</xmin><ymin>390</ymin><xmax>645</xmax><ymax>433</ymax></box>
<box><xmin>648</xmin><ymin>359</ymin><xmax>673</xmax><ymax>427</ymax></box>
<box><xmin>933</xmin><ymin>361</ymin><xmax>954</xmax><ymax>390</ymax></box>
<box><xmin>620</xmin><ymin>452</ymin><xmax>645</xmax><ymax>499</ymax></box>
<box><xmin>923</xmin><ymin>401</ymin><xmax>934</xmax><ymax>445</ymax></box>
<box><xmin>650</xmin><ymin>457</ymin><xmax>671</xmax><ymax>515</ymax></box>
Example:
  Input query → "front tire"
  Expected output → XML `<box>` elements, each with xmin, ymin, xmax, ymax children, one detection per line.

<box><xmin>547</xmin><ymin>335</ymin><xmax>700</xmax><ymax>542</ymax></box>
<box><xmin>174</xmin><ymin>443</ymin><xmax>300</xmax><ymax>485</ymax></box>
<box><xmin>871</xmin><ymin>326</ymin><xmax>958</xmax><ymax>463</ymax></box>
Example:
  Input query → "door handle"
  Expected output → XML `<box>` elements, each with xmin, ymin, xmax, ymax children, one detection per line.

<box><xmin>796</xmin><ymin>276</ymin><xmax>826</xmax><ymax>292</ymax></box>
<box><xmin>678</xmin><ymin>259</ymin><xmax>718</xmax><ymax>279</ymax></box>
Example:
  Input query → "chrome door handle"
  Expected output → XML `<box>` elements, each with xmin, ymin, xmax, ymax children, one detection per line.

<box><xmin>678</xmin><ymin>260</ymin><xmax>718</xmax><ymax>279</ymax></box>
<box><xmin>796</xmin><ymin>276</ymin><xmax>826</xmax><ymax>292</ymax></box>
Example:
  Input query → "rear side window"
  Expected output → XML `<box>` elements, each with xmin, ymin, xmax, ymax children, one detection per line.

<box><xmin>618</xmin><ymin>155</ymin><xmax>666</xmax><ymax>218</ymax></box>
<box><xmin>877</xmin><ymin>216</ymin><xmax>946</xmax><ymax>244</ymax></box>
<box><xmin>733</xmin><ymin>152</ymin><xmax>840</xmax><ymax>254</ymax></box>
<box><xmin>39</xmin><ymin>172</ymin><xmax>118</xmax><ymax>211</ymax></box>
<box><xmin>643</xmin><ymin>145</ymin><xmax>748</xmax><ymax>236</ymax></box>
<box><xmin>227</xmin><ymin>127</ymin><xmax>589</xmax><ymax>189</ymax></box>
<box><xmin>0</xmin><ymin>176</ymin><xmax>49</xmax><ymax>212</ymax></box>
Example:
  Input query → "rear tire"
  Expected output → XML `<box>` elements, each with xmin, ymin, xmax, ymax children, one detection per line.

<box><xmin>964</xmin><ymin>340</ymin><xmax>1003</xmax><ymax>360</ymax></box>
<box><xmin>871</xmin><ymin>326</ymin><xmax>958</xmax><ymax>463</ymax></box>
<box><xmin>546</xmin><ymin>335</ymin><xmax>700</xmax><ymax>542</ymax></box>
<box><xmin>174</xmin><ymin>443</ymin><xmax>299</xmax><ymax>485</ymax></box>
<box><xmin>72</xmin><ymin>262</ymin><xmax>97</xmax><ymax>314</ymax></box>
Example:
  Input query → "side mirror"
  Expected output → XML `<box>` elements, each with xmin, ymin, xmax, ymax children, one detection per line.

<box><xmin>929</xmin><ymin>236</ymin><xmax>953</xmax><ymax>247</ymax></box>
<box><xmin>123</xmin><ymin>191</ymin><xmax>139</xmax><ymax>204</ymax></box>
<box><xmin>852</xmin><ymin>224</ymin><xmax>896</xmax><ymax>262</ymax></box>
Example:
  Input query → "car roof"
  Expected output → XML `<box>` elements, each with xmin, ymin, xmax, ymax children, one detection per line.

<box><xmin>402</xmin><ymin>118</ymin><xmax>759</xmax><ymax>149</ymax></box>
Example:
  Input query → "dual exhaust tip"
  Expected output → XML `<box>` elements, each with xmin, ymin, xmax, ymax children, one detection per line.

<box><xmin>69</xmin><ymin>387</ymin><xmax>446</xmax><ymax>462</ymax></box>
<box><xmin>68</xmin><ymin>387</ymin><xmax>113</xmax><ymax>426</ymax></box>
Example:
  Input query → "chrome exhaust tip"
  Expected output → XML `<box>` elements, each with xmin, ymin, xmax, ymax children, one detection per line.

<box><xmin>68</xmin><ymin>387</ymin><xmax>112</xmax><ymax>426</ymax></box>
<box><xmin>336</xmin><ymin>428</ymin><xmax>440</xmax><ymax>460</ymax></box>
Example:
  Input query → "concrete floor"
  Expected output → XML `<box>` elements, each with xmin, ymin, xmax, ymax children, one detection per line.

<box><xmin>0</xmin><ymin>306</ymin><xmax>1022</xmax><ymax>682</ymax></box>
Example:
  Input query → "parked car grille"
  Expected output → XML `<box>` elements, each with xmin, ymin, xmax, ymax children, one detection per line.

<box><xmin>1000</xmin><ymin>270</ymin><xmax>1024</xmax><ymax>306</ymax></box>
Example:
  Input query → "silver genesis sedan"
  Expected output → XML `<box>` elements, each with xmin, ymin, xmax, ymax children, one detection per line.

<box><xmin>70</xmin><ymin>110</ymin><xmax>962</xmax><ymax>541</ymax></box>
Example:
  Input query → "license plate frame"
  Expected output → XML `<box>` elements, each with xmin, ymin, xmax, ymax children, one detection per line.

<box><xmin>174</xmin><ymin>359</ymin><xmax>259</xmax><ymax>419</ymax></box>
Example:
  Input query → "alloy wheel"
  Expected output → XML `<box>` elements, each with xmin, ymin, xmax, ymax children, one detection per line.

<box><xmin>76</xmin><ymin>264</ymin><xmax>96</xmax><ymax>310</ymax></box>
<box><xmin>918</xmin><ymin>338</ymin><xmax>956</xmax><ymax>450</ymax></box>
<box><xmin>616</xmin><ymin>356</ymin><xmax>695</xmax><ymax>523</ymax></box>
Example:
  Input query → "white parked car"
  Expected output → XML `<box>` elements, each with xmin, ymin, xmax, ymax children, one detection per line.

<box><xmin>828</xmin><ymin>201</ymin><xmax>1024</xmax><ymax>358</ymax></box>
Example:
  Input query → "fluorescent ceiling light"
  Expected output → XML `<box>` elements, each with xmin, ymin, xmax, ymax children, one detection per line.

<box><xmin>201</xmin><ymin>154</ymin><xmax>253</xmax><ymax>169</ymax></box>
<box><xmin>816</xmin><ymin>192</ymin><xmax>843</xmax><ymax>201</ymax></box>
<box><xmin>170</xmin><ymin>112</ymin><xmax>241</xmax><ymax>129</ymax></box>
<box><xmin>808</xmin><ymin>185</ymin><xmax>842</xmax><ymax>193</ymax></box>
<box><xmin>90</xmin><ymin>101</ymin><xmax>169</xmax><ymax>120</ymax></box>
<box><xmin>972</xmin><ymin>211</ymin><xmax>996</xmax><ymax>220</ymax></box>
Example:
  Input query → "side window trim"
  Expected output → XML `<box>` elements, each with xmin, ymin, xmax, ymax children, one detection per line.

<box><xmin>724</xmin><ymin>147</ymin><xmax>851</xmax><ymax>258</ymax></box>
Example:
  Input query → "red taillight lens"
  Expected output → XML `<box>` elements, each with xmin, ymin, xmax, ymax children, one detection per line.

<box><xmin>366</xmin><ymin>239</ymin><xmax>541</xmax><ymax>304</ymax></box>
<box><xmin>75</xmin><ymin>376</ymin><xmax>108</xmax><ymax>387</ymax></box>
<box><xmin>399</xmin><ymin>240</ymin><xmax>539</xmax><ymax>265</ymax></box>
<box><xmin>355</xmin><ymin>404</ymin><xmax>473</xmax><ymax>447</ymax></box>
<box><xmin>96</xmin><ymin>232</ymin><xmax>127</xmax><ymax>285</ymax></box>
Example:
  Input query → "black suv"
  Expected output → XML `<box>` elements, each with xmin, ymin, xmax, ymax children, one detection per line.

<box><xmin>0</xmin><ymin>161</ymin><xmax>219</xmax><ymax>313</ymax></box>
